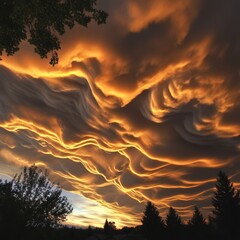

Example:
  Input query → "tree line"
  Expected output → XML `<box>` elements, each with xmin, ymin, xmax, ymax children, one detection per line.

<box><xmin>140</xmin><ymin>171</ymin><xmax>240</xmax><ymax>240</ymax></box>
<box><xmin>0</xmin><ymin>165</ymin><xmax>240</xmax><ymax>240</ymax></box>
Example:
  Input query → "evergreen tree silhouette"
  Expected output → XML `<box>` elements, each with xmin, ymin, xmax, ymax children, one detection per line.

<box><xmin>189</xmin><ymin>206</ymin><xmax>206</xmax><ymax>226</ymax></box>
<box><xmin>166</xmin><ymin>207</ymin><xmax>183</xmax><ymax>240</ymax></box>
<box><xmin>211</xmin><ymin>171</ymin><xmax>240</xmax><ymax>240</ymax></box>
<box><xmin>188</xmin><ymin>206</ymin><xmax>208</xmax><ymax>240</ymax></box>
<box><xmin>104</xmin><ymin>219</ymin><xmax>110</xmax><ymax>235</ymax></box>
<box><xmin>104</xmin><ymin>219</ymin><xmax>116</xmax><ymax>235</ymax></box>
<box><xmin>141</xmin><ymin>201</ymin><xmax>165</xmax><ymax>240</ymax></box>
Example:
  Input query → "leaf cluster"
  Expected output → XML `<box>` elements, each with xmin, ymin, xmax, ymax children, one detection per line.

<box><xmin>0</xmin><ymin>0</ymin><xmax>108</xmax><ymax>59</ymax></box>
<box><xmin>0</xmin><ymin>165</ymin><xmax>72</xmax><ymax>229</ymax></box>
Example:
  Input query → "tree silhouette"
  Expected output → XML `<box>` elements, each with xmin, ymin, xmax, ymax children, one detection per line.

<box><xmin>2</xmin><ymin>169</ymin><xmax>240</xmax><ymax>240</ymax></box>
<box><xmin>141</xmin><ymin>201</ymin><xmax>165</xmax><ymax>239</ymax></box>
<box><xmin>109</xmin><ymin>221</ymin><xmax>116</xmax><ymax>231</ymax></box>
<box><xmin>188</xmin><ymin>206</ymin><xmax>208</xmax><ymax>240</ymax></box>
<box><xmin>104</xmin><ymin>219</ymin><xmax>116</xmax><ymax>235</ymax></box>
<box><xmin>189</xmin><ymin>206</ymin><xmax>206</xmax><ymax>226</ymax></box>
<box><xmin>0</xmin><ymin>0</ymin><xmax>108</xmax><ymax>64</ymax></box>
<box><xmin>0</xmin><ymin>164</ymin><xmax>73</xmax><ymax>238</ymax></box>
<box><xmin>12</xmin><ymin>165</ymin><xmax>73</xmax><ymax>227</ymax></box>
<box><xmin>104</xmin><ymin>219</ymin><xmax>110</xmax><ymax>235</ymax></box>
<box><xmin>0</xmin><ymin>179</ymin><xmax>23</xmax><ymax>238</ymax></box>
<box><xmin>211</xmin><ymin>171</ymin><xmax>240</xmax><ymax>239</ymax></box>
<box><xmin>166</xmin><ymin>207</ymin><xmax>183</xmax><ymax>240</ymax></box>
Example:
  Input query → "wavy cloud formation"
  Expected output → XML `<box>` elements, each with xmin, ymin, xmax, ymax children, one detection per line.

<box><xmin>0</xmin><ymin>0</ymin><xmax>240</xmax><ymax>227</ymax></box>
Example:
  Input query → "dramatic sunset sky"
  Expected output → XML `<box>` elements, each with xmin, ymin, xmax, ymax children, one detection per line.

<box><xmin>0</xmin><ymin>0</ymin><xmax>240</xmax><ymax>228</ymax></box>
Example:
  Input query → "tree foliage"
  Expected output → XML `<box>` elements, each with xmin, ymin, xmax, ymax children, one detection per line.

<box><xmin>141</xmin><ymin>201</ymin><xmax>165</xmax><ymax>239</ymax></box>
<box><xmin>2</xmin><ymin>168</ymin><xmax>240</xmax><ymax>240</ymax></box>
<box><xmin>0</xmin><ymin>165</ymin><xmax>72</xmax><ymax>231</ymax></box>
<box><xmin>0</xmin><ymin>0</ymin><xmax>108</xmax><ymax>64</ymax></box>
<box><xmin>211</xmin><ymin>171</ymin><xmax>240</xmax><ymax>239</ymax></box>
<box><xmin>188</xmin><ymin>206</ymin><xmax>206</xmax><ymax>226</ymax></box>
<box><xmin>188</xmin><ymin>206</ymin><xmax>208</xmax><ymax>240</ymax></box>
<box><xmin>166</xmin><ymin>207</ymin><xmax>183</xmax><ymax>240</ymax></box>
<box><xmin>0</xmin><ymin>179</ymin><xmax>23</xmax><ymax>233</ymax></box>
<box><xmin>166</xmin><ymin>207</ymin><xmax>182</xmax><ymax>229</ymax></box>
<box><xmin>103</xmin><ymin>219</ymin><xmax>116</xmax><ymax>235</ymax></box>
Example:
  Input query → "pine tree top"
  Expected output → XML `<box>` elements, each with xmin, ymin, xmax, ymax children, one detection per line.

<box><xmin>189</xmin><ymin>206</ymin><xmax>206</xmax><ymax>226</ymax></box>
<box><xmin>211</xmin><ymin>171</ymin><xmax>240</xmax><ymax>230</ymax></box>
<box><xmin>141</xmin><ymin>201</ymin><xmax>165</xmax><ymax>229</ymax></box>
<box><xmin>166</xmin><ymin>207</ymin><xmax>182</xmax><ymax>228</ymax></box>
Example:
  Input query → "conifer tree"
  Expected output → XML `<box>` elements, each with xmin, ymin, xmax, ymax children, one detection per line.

<box><xmin>211</xmin><ymin>171</ymin><xmax>240</xmax><ymax>239</ymax></box>
<box><xmin>104</xmin><ymin>219</ymin><xmax>110</xmax><ymax>235</ymax></box>
<box><xmin>166</xmin><ymin>207</ymin><xmax>182</xmax><ymax>228</ymax></box>
<box><xmin>141</xmin><ymin>201</ymin><xmax>165</xmax><ymax>239</ymax></box>
<box><xmin>166</xmin><ymin>207</ymin><xmax>183</xmax><ymax>240</ymax></box>
<box><xmin>103</xmin><ymin>219</ymin><xmax>116</xmax><ymax>235</ymax></box>
<box><xmin>188</xmin><ymin>206</ymin><xmax>208</xmax><ymax>239</ymax></box>
<box><xmin>189</xmin><ymin>206</ymin><xmax>206</xmax><ymax>226</ymax></box>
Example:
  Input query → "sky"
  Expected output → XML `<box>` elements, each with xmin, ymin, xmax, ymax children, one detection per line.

<box><xmin>0</xmin><ymin>0</ymin><xmax>240</xmax><ymax>228</ymax></box>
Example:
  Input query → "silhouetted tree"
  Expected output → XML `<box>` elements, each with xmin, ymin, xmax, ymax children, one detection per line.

<box><xmin>141</xmin><ymin>201</ymin><xmax>165</xmax><ymax>240</ymax></box>
<box><xmin>87</xmin><ymin>225</ymin><xmax>93</xmax><ymax>236</ymax></box>
<box><xmin>104</xmin><ymin>219</ymin><xmax>116</xmax><ymax>235</ymax></box>
<box><xmin>188</xmin><ymin>206</ymin><xmax>209</xmax><ymax>240</ymax></box>
<box><xmin>11</xmin><ymin>165</ymin><xmax>73</xmax><ymax>228</ymax></box>
<box><xmin>189</xmin><ymin>206</ymin><xmax>206</xmax><ymax>226</ymax></box>
<box><xmin>109</xmin><ymin>221</ymin><xmax>116</xmax><ymax>231</ymax></box>
<box><xmin>0</xmin><ymin>165</ymin><xmax>73</xmax><ymax>240</ymax></box>
<box><xmin>166</xmin><ymin>207</ymin><xmax>183</xmax><ymax>240</ymax></box>
<box><xmin>0</xmin><ymin>0</ymin><xmax>108</xmax><ymax>64</ymax></box>
<box><xmin>104</xmin><ymin>219</ymin><xmax>110</xmax><ymax>235</ymax></box>
<box><xmin>0</xmin><ymin>179</ymin><xmax>23</xmax><ymax>238</ymax></box>
<box><xmin>211</xmin><ymin>171</ymin><xmax>240</xmax><ymax>240</ymax></box>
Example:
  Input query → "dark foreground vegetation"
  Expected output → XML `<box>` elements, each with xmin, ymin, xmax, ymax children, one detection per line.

<box><xmin>0</xmin><ymin>0</ymin><xmax>108</xmax><ymax>65</ymax></box>
<box><xmin>0</xmin><ymin>165</ymin><xmax>240</xmax><ymax>240</ymax></box>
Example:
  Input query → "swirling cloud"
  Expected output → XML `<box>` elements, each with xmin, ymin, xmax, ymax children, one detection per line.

<box><xmin>0</xmin><ymin>0</ymin><xmax>240</xmax><ymax>227</ymax></box>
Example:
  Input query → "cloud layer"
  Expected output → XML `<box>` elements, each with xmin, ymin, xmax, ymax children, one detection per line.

<box><xmin>0</xmin><ymin>0</ymin><xmax>240</xmax><ymax>227</ymax></box>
